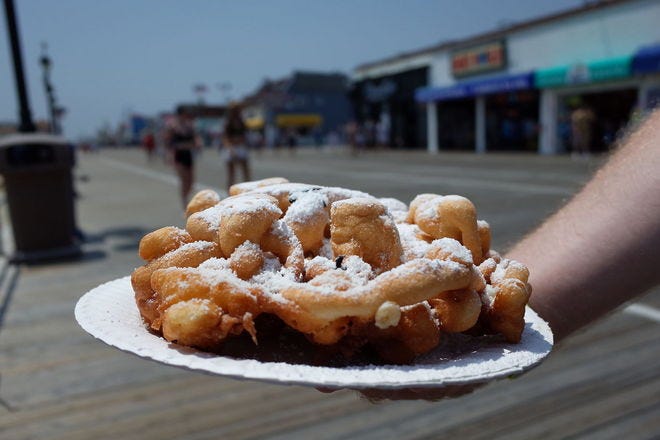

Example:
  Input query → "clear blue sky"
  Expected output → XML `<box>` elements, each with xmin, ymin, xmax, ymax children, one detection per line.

<box><xmin>1</xmin><ymin>0</ymin><xmax>585</xmax><ymax>139</ymax></box>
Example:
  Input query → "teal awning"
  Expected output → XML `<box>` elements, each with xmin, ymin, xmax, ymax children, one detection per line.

<box><xmin>535</xmin><ymin>66</ymin><xmax>568</xmax><ymax>88</ymax></box>
<box><xmin>535</xmin><ymin>55</ymin><xmax>631</xmax><ymax>88</ymax></box>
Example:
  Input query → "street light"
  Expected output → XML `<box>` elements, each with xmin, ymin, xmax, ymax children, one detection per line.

<box><xmin>40</xmin><ymin>42</ymin><xmax>60</xmax><ymax>134</ymax></box>
<box><xmin>193</xmin><ymin>83</ymin><xmax>208</xmax><ymax>106</ymax></box>
<box><xmin>3</xmin><ymin>0</ymin><xmax>36</xmax><ymax>132</ymax></box>
<box><xmin>216</xmin><ymin>82</ymin><xmax>232</xmax><ymax>104</ymax></box>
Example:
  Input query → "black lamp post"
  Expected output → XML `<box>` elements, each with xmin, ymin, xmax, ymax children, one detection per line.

<box><xmin>3</xmin><ymin>0</ymin><xmax>36</xmax><ymax>132</ymax></box>
<box><xmin>40</xmin><ymin>43</ymin><xmax>60</xmax><ymax>134</ymax></box>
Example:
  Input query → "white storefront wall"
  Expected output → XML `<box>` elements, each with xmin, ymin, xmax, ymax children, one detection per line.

<box><xmin>425</xmin><ymin>0</ymin><xmax>660</xmax><ymax>153</ymax></box>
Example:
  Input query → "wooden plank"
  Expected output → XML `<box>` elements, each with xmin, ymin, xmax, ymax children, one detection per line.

<box><xmin>262</xmin><ymin>397</ymin><xmax>430</xmax><ymax>440</ymax></box>
<box><xmin>502</xmin><ymin>378</ymin><xmax>660</xmax><ymax>440</ymax></box>
<box><xmin>0</xmin><ymin>374</ymin><xmax>207</xmax><ymax>429</ymax></box>
<box><xmin>0</xmin><ymin>375</ymin><xmax>255</xmax><ymax>438</ymax></box>
<box><xmin>53</xmin><ymin>383</ymin><xmax>340</xmax><ymax>440</ymax></box>
<box><xmin>571</xmin><ymin>401</ymin><xmax>660</xmax><ymax>440</ymax></box>
<box><xmin>203</xmin><ymin>392</ymin><xmax>376</xmax><ymax>440</ymax></box>
<box><xmin>1</xmin><ymin>350</ymin><xmax>182</xmax><ymax>408</ymax></box>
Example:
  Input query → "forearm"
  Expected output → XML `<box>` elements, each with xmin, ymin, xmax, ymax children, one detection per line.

<box><xmin>506</xmin><ymin>110</ymin><xmax>660</xmax><ymax>342</ymax></box>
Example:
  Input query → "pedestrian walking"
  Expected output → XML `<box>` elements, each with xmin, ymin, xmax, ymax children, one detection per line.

<box><xmin>570</xmin><ymin>104</ymin><xmax>595</xmax><ymax>157</ymax></box>
<box><xmin>142</xmin><ymin>130</ymin><xmax>156</xmax><ymax>162</ymax></box>
<box><xmin>222</xmin><ymin>103</ymin><xmax>251</xmax><ymax>190</ymax></box>
<box><xmin>165</xmin><ymin>110</ymin><xmax>199</xmax><ymax>208</ymax></box>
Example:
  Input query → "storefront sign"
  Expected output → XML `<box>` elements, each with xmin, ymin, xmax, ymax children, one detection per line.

<box><xmin>535</xmin><ymin>55</ymin><xmax>631</xmax><ymax>88</ymax></box>
<box><xmin>364</xmin><ymin>80</ymin><xmax>397</xmax><ymax>102</ymax></box>
<box><xmin>415</xmin><ymin>85</ymin><xmax>470</xmax><ymax>102</ymax></box>
<box><xmin>451</xmin><ymin>41</ymin><xmax>506</xmax><ymax>78</ymax></box>
<box><xmin>565</xmin><ymin>63</ymin><xmax>590</xmax><ymax>84</ymax></box>
<box><xmin>245</xmin><ymin>116</ymin><xmax>264</xmax><ymax>130</ymax></box>
<box><xmin>589</xmin><ymin>56</ymin><xmax>631</xmax><ymax>81</ymax></box>
<box><xmin>469</xmin><ymin>73</ymin><xmax>534</xmax><ymax>95</ymax></box>
<box><xmin>415</xmin><ymin>72</ymin><xmax>533</xmax><ymax>102</ymax></box>
<box><xmin>275</xmin><ymin>114</ymin><xmax>322</xmax><ymax>128</ymax></box>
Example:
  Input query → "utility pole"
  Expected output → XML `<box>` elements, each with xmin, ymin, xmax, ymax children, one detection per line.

<box><xmin>3</xmin><ymin>0</ymin><xmax>36</xmax><ymax>132</ymax></box>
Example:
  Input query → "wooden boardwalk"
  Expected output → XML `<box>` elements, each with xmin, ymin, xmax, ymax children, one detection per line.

<box><xmin>0</xmin><ymin>148</ymin><xmax>658</xmax><ymax>439</ymax></box>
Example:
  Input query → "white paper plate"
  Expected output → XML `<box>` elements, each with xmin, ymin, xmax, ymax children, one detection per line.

<box><xmin>75</xmin><ymin>276</ymin><xmax>553</xmax><ymax>389</ymax></box>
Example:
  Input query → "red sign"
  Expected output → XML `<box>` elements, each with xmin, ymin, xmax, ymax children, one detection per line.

<box><xmin>452</xmin><ymin>41</ymin><xmax>506</xmax><ymax>78</ymax></box>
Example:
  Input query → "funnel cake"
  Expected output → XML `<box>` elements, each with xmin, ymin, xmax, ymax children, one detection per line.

<box><xmin>130</xmin><ymin>177</ymin><xmax>532</xmax><ymax>363</ymax></box>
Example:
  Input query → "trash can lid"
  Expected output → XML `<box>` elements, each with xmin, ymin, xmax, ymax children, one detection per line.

<box><xmin>0</xmin><ymin>133</ymin><xmax>71</xmax><ymax>148</ymax></box>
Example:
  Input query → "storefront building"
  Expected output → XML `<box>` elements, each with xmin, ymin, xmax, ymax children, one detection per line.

<box><xmin>351</xmin><ymin>65</ymin><xmax>429</xmax><ymax>148</ymax></box>
<box><xmin>356</xmin><ymin>0</ymin><xmax>660</xmax><ymax>154</ymax></box>
<box><xmin>242</xmin><ymin>71</ymin><xmax>352</xmax><ymax>147</ymax></box>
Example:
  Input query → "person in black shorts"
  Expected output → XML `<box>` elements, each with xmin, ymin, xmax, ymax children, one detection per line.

<box><xmin>222</xmin><ymin>103</ymin><xmax>251</xmax><ymax>190</ymax></box>
<box><xmin>166</xmin><ymin>110</ymin><xmax>198</xmax><ymax>208</ymax></box>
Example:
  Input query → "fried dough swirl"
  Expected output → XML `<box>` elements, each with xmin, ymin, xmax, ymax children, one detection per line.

<box><xmin>130</xmin><ymin>179</ymin><xmax>532</xmax><ymax>362</ymax></box>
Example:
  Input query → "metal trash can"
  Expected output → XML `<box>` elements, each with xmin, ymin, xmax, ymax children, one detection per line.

<box><xmin>0</xmin><ymin>133</ymin><xmax>81</xmax><ymax>262</ymax></box>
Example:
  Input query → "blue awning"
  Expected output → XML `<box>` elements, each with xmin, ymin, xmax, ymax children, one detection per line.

<box><xmin>415</xmin><ymin>84</ymin><xmax>471</xmax><ymax>102</ymax></box>
<box><xmin>415</xmin><ymin>72</ymin><xmax>534</xmax><ymax>103</ymax></box>
<box><xmin>632</xmin><ymin>44</ymin><xmax>660</xmax><ymax>74</ymax></box>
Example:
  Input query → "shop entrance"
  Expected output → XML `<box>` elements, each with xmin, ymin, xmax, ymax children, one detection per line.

<box><xmin>352</xmin><ymin>67</ymin><xmax>428</xmax><ymax>149</ymax></box>
<box><xmin>436</xmin><ymin>98</ymin><xmax>475</xmax><ymax>150</ymax></box>
<box><xmin>559</xmin><ymin>88</ymin><xmax>637</xmax><ymax>153</ymax></box>
<box><xmin>485</xmin><ymin>90</ymin><xmax>540</xmax><ymax>151</ymax></box>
